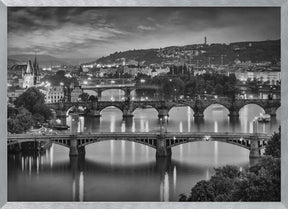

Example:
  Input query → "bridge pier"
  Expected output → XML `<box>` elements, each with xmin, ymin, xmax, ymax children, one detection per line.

<box><xmin>158</xmin><ymin>109</ymin><xmax>169</xmax><ymax>119</ymax></box>
<box><xmin>97</xmin><ymin>89</ymin><xmax>102</xmax><ymax>101</ymax></box>
<box><xmin>193</xmin><ymin>111</ymin><xmax>204</xmax><ymax>119</ymax></box>
<box><xmin>124</xmin><ymin>89</ymin><xmax>131</xmax><ymax>101</ymax></box>
<box><xmin>156</xmin><ymin>135</ymin><xmax>171</xmax><ymax>158</ymax></box>
<box><xmin>69</xmin><ymin>138</ymin><xmax>79</xmax><ymax>156</ymax></box>
<box><xmin>70</xmin><ymin>113</ymin><xmax>80</xmax><ymax>134</ymax></box>
<box><xmin>228</xmin><ymin>110</ymin><xmax>240</xmax><ymax>118</ymax></box>
<box><xmin>249</xmin><ymin>136</ymin><xmax>261</xmax><ymax>158</ymax></box>
<box><xmin>69</xmin><ymin>138</ymin><xmax>86</xmax><ymax>157</ymax></box>
<box><xmin>78</xmin><ymin>146</ymin><xmax>86</xmax><ymax>156</ymax></box>
<box><xmin>88</xmin><ymin>109</ymin><xmax>101</xmax><ymax>117</ymax></box>
<box><xmin>122</xmin><ymin>109</ymin><xmax>134</xmax><ymax>119</ymax></box>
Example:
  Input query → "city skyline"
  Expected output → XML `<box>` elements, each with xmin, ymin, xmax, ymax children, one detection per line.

<box><xmin>8</xmin><ymin>7</ymin><xmax>280</xmax><ymax>59</ymax></box>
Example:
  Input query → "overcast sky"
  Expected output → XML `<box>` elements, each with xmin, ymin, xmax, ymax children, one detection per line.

<box><xmin>8</xmin><ymin>7</ymin><xmax>280</xmax><ymax>59</ymax></box>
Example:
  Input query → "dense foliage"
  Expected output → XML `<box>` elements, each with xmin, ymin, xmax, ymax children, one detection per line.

<box><xmin>184</xmin><ymin>73</ymin><xmax>237</xmax><ymax>98</ymax></box>
<box><xmin>8</xmin><ymin>87</ymin><xmax>53</xmax><ymax>133</ymax></box>
<box><xmin>14</xmin><ymin>87</ymin><xmax>52</xmax><ymax>121</ymax></box>
<box><xmin>265</xmin><ymin>127</ymin><xmax>281</xmax><ymax>158</ymax></box>
<box><xmin>135</xmin><ymin>72</ymin><xmax>237</xmax><ymax>99</ymax></box>
<box><xmin>97</xmin><ymin>48</ymin><xmax>163</xmax><ymax>65</ymax></box>
<box><xmin>179</xmin><ymin>157</ymin><xmax>280</xmax><ymax>201</ymax></box>
<box><xmin>8</xmin><ymin>107</ymin><xmax>33</xmax><ymax>134</ymax></box>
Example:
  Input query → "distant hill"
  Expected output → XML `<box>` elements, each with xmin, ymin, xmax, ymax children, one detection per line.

<box><xmin>8</xmin><ymin>58</ymin><xmax>20</xmax><ymax>68</ymax></box>
<box><xmin>84</xmin><ymin>39</ymin><xmax>280</xmax><ymax>66</ymax></box>
<box><xmin>8</xmin><ymin>54</ymin><xmax>68</xmax><ymax>68</ymax></box>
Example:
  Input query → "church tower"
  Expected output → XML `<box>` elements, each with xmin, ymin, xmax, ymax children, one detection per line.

<box><xmin>22</xmin><ymin>53</ymin><xmax>41</xmax><ymax>89</ymax></box>
<box><xmin>22</xmin><ymin>60</ymin><xmax>35</xmax><ymax>88</ymax></box>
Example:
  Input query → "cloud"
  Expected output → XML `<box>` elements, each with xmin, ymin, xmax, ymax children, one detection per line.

<box><xmin>8</xmin><ymin>7</ymin><xmax>280</xmax><ymax>59</ymax></box>
<box><xmin>8</xmin><ymin>22</ymin><xmax>129</xmax><ymax>58</ymax></box>
<box><xmin>137</xmin><ymin>25</ymin><xmax>156</xmax><ymax>31</ymax></box>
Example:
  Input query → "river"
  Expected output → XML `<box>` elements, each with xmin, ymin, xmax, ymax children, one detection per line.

<box><xmin>8</xmin><ymin>92</ymin><xmax>280</xmax><ymax>201</ymax></box>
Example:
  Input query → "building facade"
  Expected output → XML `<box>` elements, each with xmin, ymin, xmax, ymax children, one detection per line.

<box><xmin>45</xmin><ymin>86</ymin><xmax>65</xmax><ymax>103</ymax></box>
<box><xmin>22</xmin><ymin>56</ymin><xmax>41</xmax><ymax>89</ymax></box>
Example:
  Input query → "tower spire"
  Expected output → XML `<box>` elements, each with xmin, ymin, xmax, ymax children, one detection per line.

<box><xmin>33</xmin><ymin>50</ymin><xmax>40</xmax><ymax>85</ymax></box>
<box><xmin>33</xmin><ymin>50</ymin><xmax>39</xmax><ymax>76</ymax></box>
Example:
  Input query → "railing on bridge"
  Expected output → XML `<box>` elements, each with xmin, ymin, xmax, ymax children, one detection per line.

<box><xmin>8</xmin><ymin>130</ymin><xmax>271</xmax><ymax>159</ymax></box>
<box><xmin>82</xmin><ymin>83</ymin><xmax>136</xmax><ymax>89</ymax></box>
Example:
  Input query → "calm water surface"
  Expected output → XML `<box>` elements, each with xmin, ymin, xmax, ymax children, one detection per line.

<box><xmin>8</xmin><ymin>96</ymin><xmax>280</xmax><ymax>201</ymax></box>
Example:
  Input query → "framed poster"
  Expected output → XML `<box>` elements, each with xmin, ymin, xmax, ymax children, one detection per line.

<box><xmin>1</xmin><ymin>0</ymin><xmax>288</xmax><ymax>209</ymax></box>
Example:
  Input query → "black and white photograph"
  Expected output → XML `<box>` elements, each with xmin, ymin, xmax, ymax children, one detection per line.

<box><xmin>7</xmin><ymin>7</ymin><xmax>281</xmax><ymax>202</ymax></box>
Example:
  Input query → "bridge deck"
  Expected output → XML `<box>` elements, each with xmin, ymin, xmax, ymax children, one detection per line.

<box><xmin>8</xmin><ymin>132</ymin><xmax>271</xmax><ymax>141</ymax></box>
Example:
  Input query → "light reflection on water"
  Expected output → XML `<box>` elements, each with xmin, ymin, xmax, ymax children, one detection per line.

<box><xmin>8</xmin><ymin>104</ymin><xmax>280</xmax><ymax>201</ymax></box>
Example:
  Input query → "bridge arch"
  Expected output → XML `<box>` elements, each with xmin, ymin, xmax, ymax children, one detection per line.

<box><xmin>239</xmin><ymin>102</ymin><xmax>266</xmax><ymax>111</ymax></box>
<box><xmin>99</xmin><ymin>105</ymin><xmax>124</xmax><ymax>114</ymax></box>
<box><xmin>203</xmin><ymin>102</ymin><xmax>230</xmax><ymax>112</ymax></box>
<box><xmin>133</xmin><ymin>106</ymin><xmax>159</xmax><ymax>117</ymax></box>
<box><xmin>77</xmin><ymin>138</ymin><xmax>157</xmax><ymax>149</ymax></box>
<box><xmin>83</xmin><ymin>90</ymin><xmax>98</xmax><ymax>97</ymax></box>
<box><xmin>203</xmin><ymin>103</ymin><xmax>230</xmax><ymax>116</ymax></box>
<box><xmin>101</xmin><ymin>88</ymin><xmax>126</xmax><ymax>101</ymax></box>
<box><xmin>133</xmin><ymin>87</ymin><xmax>159</xmax><ymax>100</ymax></box>
<box><xmin>131</xmin><ymin>103</ymin><xmax>160</xmax><ymax>114</ymax></box>
<box><xmin>166</xmin><ymin>137</ymin><xmax>254</xmax><ymax>151</ymax></box>
<box><xmin>239</xmin><ymin>103</ymin><xmax>265</xmax><ymax>117</ymax></box>
<box><xmin>168</xmin><ymin>105</ymin><xmax>194</xmax><ymax>118</ymax></box>
<box><xmin>65</xmin><ymin>105</ymin><xmax>88</xmax><ymax>116</ymax></box>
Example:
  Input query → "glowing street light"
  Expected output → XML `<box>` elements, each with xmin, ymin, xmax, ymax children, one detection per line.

<box><xmin>60</xmin><ymin>82</ymin><xmax>64</xmax><ymax>86</ymax></box>
<box><xmin>140</xmin><ymin>79</ymin><xmax>145</xmax><ymax>84</ymax></box>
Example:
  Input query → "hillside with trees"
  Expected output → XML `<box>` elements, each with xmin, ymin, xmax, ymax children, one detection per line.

<box><xmin>85</xmin><ymin>40</ymin><xmax>280</xmax><ymax>66</ymax></box>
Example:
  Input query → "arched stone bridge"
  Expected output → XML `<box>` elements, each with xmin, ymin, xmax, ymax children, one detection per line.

<box><xmin>47</xmin><ymin>98</ymin><xmax>280</xmax><ymax>119</ymax></box>
<box><xmin>82</xmin><ymin>83</ymin><xmax>159</xmax><ymax>99</ymax></box>
<box><xmin>8</xmin><ymin>132</ymin><xmax>271</xmax><ymax>159</ymax></box>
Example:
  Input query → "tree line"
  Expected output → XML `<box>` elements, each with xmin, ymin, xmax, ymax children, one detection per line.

<box><xmin>135</xmin><ymin>72</ymin><xmax>238</xmax><ymax>99</ymax></box>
